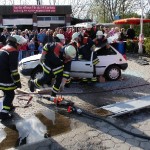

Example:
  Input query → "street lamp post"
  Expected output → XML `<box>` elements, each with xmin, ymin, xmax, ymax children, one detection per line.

<box><xmin>138</xmin><ymin>0</ymin><xmax>144</xmax><ymax>54</ymax></box>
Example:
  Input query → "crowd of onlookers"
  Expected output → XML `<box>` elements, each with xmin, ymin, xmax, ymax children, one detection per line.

<box><xmin>0</xmin><ymin>24</ymin><xmax>136</xmax><ymax>61</ymax></box>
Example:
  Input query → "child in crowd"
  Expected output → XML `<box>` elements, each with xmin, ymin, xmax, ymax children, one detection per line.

<box><xmin>28</xmin><ymin>38</ymin><xmax>35</xmax><ymax>56</ymax></box>
<box><xmin>38</xmin><ymin>43</ymin><xmax>43</xmax><ymax>54</ymax></box>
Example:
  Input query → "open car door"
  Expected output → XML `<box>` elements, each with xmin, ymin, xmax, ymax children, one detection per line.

<box><xmin>70</xmin><ymin>53</ymin><xmax>94</xmax><ymax>78</ymax></box>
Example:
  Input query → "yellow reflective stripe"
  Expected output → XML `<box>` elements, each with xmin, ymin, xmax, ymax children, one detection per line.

<box><xmin>0</xmin><ymin>86</ymin><xmax>16</xmax><ymax>90</ymax></box>
<box><xmin>82</xmin><ymin>78</ymin><xmax>88</xmax><ymax>81</ymax></box>
<box><xmin>93</xmin><ymin>59</ymin><xmax>99</xmax><ymax>65</ymax></box>
<box><xmin>3</xmin><ymin>106</ymin><xmax>11</xmax><ymax>110</ymax></box>
<box><xmin>35</xmin><ymin>79</ymin><xmax>41</xmax><ymax>87</ymax></box>
<box><xmin>53</xmin><ymin>85</ymin><xmax>59</xmax><ymax>91</ymax></box>
<box><xmin>14</xmin><ymin>79</ymin><xmax>20</xmax><ymax>83</ymax></box>
<box><xmin>12</xmin><ymin>72</ymin><xmax>19</xmax><ymax>76</ymax></box>
<box><xmin>42</xmin><ymin>66</ymin><xmax>50</xmax><ymax>74</ymax></box>
<box><xmin>63</xmin><ymin>74</ymin><xmax>69</xmax><ymax>77</ymax></box>
<box><xmin>53</xmin><ymin>69</ymin><xmax>63</xmax><ymax>75</ymax></box>
<box><xmin>43</xmin><ymin>45</ymin><xmax>48</xmax><ymax>51</ymax></box>
<box><xmin>91</xmin><ymin>77</ymin><xmax>97</xmax><ymax>81</ymax></box>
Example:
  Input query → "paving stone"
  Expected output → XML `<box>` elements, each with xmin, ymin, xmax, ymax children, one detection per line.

<box><xmin>125</xmin><ymin>138</ymin><xmax>140</xmax><ymax>147</ymax></box>
<box><xmin>130</xmin><ymin>147</ymin><xmax>143</xmax><ymax>150</ymax></box>
<box><xmin>114</xmin><ymin>143</ymin><xmax>131</xmax><ymax>150</ymax></box>
<box><xmin>108</xmin><ymin>129</ymin><xmax>122</xmax><ymax>136</ymax></box>
<box><xmin>99</xmin><ymin>133</ymin><xmax>112</xmax><ymax>140</ymax></box>
<box><xmin>111</xmin><ymin>135</ymin><xmax>126</xmax><ymax>143</ymax></box>
<box><xmin>140</xmin><ymin>141</ymin><xmax>150</xmax><ymax>150</ymax></box>
<box><xmin>101</xmin><ymin>140</ymin><xmax>115</xmax><ymax>149</ymax></box>
<box><xmin>85</xmin><ymin>130</ymin><xmax>100</xmax><ymax>137</ymax></box>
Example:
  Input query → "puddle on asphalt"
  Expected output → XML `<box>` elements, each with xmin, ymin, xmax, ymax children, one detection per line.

<box><xmin>94</xmin><ymin>108</ymin><xmax>112</xmax><ymax>116</ymax></box>
<box><xmin>0</xmin><ymin>110</ymin><xmax>71</xmax><ymax>149</ymax></box>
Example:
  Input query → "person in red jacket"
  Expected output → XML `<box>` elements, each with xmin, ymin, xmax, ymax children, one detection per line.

<box><xmin>0</xmin><ymin>35</ymin><xmax>27</xmax><ymax>120</ymax></box>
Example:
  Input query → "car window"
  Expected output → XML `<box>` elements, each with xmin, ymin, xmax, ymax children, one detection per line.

<box><xmin>96</xmin><ymin>46</ymin><xmax>117</xmax><ymax>56</ymax></box>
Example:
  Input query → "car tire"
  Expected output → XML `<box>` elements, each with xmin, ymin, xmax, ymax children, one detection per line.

<box><xmin>105</xmin><ymin>65</ymin><xmax>121</xmax><ymax>81</ymax></box>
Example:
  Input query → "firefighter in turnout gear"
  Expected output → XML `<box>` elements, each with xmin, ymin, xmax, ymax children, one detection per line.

<box><xmin>93</xmin><ymin>31</ymin><xmax>108</xmax><ymax>48</ymax></box>
<box><xmin>78</xmin><ymin>34</ymin><xmax>99</xmax><ymax>83</ymax></box>
<box><xmin>64</xmin><ymin>32</ymin><xmax>80</xmax><ymax>87</ymax></box>
<box><xmin>28</xmin><ymin>34</ymin><xmax>76</xmax><ymax>97</ymax></box>
<box><xmin>0</xmin><ymin>35</ymin><xmax>27</xmax><ymax>120</ymax></box>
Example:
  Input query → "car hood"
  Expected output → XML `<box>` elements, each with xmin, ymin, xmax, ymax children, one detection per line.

<box><xmin>19</xmin><ymin>54</ymin><xmax>41</xmax><ymax>64</ymax></box>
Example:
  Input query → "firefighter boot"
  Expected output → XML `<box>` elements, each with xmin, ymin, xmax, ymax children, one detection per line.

<box><xmin>0</xmin><ymin>112</ymin><xmax>13</xmax><ymax>120</ymax></box>
<box><xmin>80</xmin><ymin>78</ymin><xmax>88</xmax><ymax>84</ymax></box>
<box><xmin>91</xmin><ymin>77</ymin><xmax>97</xmax><ymax>83</ymax></box>
<box><xmin>28</xmin><ymin>79</ymin><xmax>35</xmax><ymax>92</ymax></box>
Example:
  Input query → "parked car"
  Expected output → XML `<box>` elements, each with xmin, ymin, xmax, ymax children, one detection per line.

<box><xmin>18</xmin><ymin>45</ymin><xmax>128</xmax><ymax>81</ymax></box>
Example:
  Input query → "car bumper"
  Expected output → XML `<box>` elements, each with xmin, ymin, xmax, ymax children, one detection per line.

<box><xmin>119</xmin><ymin>63</ymin><xmax>128</xmax><ymax>70</ymax></box>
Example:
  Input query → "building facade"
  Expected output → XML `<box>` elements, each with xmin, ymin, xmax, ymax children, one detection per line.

<box><xmin>0</xmin><ymin>5</ymin><xmax>72</xmax><ymax>30</ymax></box>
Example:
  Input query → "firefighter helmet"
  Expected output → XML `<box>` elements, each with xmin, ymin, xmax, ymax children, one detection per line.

<box><xmin>13</xmin><ymin>35</ymin><xmax>27</xmax><ymax>44</ymax></box>
<box><xmin>72</xmin><ymin>32</ymin><xmax>79</xmax><ymax>40</ymax></box>
<box><xmin>86</xmin><ymin>24</ymin><xmax>92</xmax><ymax>28</ymax></box>
<box><xmin>56</xmin><ymin>34</ymin><xmax>65</xmax><ymax>40</ymax></box>
<box><xmin>65</xmin><ymin>45</ymin><xmax>76</xmax><ymax>58</ymax></box>
<box><xmin>96</xmin><ymin>31</ymin><xmax>103</xmax><ymax>36</ymax></box>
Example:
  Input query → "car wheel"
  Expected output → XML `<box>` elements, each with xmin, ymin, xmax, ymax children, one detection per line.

<box><xmin>105</xmin><ymin>65</ymin><xmax>121</xmax><ymax>81</ymax></box>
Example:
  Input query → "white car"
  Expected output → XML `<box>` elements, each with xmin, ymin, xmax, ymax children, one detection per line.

<box><xmin>19</xmin><ymin>45</ymin><xmax>128</xmax><ymax>81</ymax></box>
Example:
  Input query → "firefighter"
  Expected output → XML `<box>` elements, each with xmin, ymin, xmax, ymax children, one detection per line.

<box><xmin>0</xmin><ymin>35</ymin><xmax>27</xmax><ymax>120</ymax></box>
<box><xmin>28</xmin><ymin>34</ymin><xmax>76</xmax><ymax>98</ymax></box>
<box><xmin>64</xmin><ymin>32</ymin><xmax>80</xmax><ymax>87</ymax></box>
<box><xmin>84</xmin><ymin>24</ymin><xmax>97</xmax><ymax>40</ymax></box>
<box><xmin>93</xmin><ymin>30</ymin><xmax>108</xmax><ymax>48</ymax></box>
<box><xmin>78</xmin><ymin>34</ymin><xmax>99</xmax><ymax>83</ymax></box>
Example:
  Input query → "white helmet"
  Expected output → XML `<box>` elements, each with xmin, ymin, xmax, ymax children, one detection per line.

<box><xmin>56</xmin><ymin>34</ymin><xmax>65</xmax><ymax>40</ymax></box>
<box><xmin>65</xmin><ymin>45</ymin><xmax>76</xmax><ymax>58</ymax></box>
<box><xmin>96</xmin><ymin>31</ymin><xmax>103</xmax><ymax>36</ymax></box>
<box><xmin>12</xmin><ymin>35</ymin><xmax>27</xmax><ymax>44</ymax></box>
<box><xmin>86</xmin><ymin>24</ymin><xmax>92</xmax><ymax>29</ymax></box>
<box><xmin>72</xmin><ymin>32</ymin><xmax>79</xmax><ymax>40</ymax></box>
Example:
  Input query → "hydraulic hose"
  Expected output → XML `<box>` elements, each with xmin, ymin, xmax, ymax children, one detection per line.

<box><xmin>79</xmin><ymin>111</ymin><xmax>150</xmax><ymax>140</ymax></box>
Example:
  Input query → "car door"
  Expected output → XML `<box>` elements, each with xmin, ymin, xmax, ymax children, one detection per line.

<box><xmin>95</xmin><ymin>45</ymin><xmax>120</xmax><ymax>75</ymax></box>
<box><xmin>70</xmin><ymin>53</ymin><xmax>94</xmax><ymax>78</ymax></box>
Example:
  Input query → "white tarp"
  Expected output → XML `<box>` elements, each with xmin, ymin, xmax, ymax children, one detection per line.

<box><xmin>101</xmin><ymin>95</ymin><xmax>150</xmax><ymax>117</ymax></box>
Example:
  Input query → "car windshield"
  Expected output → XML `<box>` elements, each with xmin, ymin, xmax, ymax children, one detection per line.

<box><xmin>96</xmin><ymin>46</ymin><xmax>117</xmax><ymax>56</ymax></box>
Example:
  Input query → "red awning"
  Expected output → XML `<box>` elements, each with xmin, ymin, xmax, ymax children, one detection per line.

<box><xmin>113</xmin><ymin>18</ymin><xmax>150</xmax><ymax>25</ymax></box>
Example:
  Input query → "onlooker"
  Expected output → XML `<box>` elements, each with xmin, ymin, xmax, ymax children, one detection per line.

<box><xmin>0</xmin><ymin>28</ymin><xmax>9</xmax><ymax>46</ymax></box>
<box><xmin>38</xmin><ymin>43</ymin><xmax>43</xmax><ymax>54</ymax></box>
<box><xmin>28</xmin><ymin>38</ymin><xmax>35</xmax><ymax>56</ymax></box>
<box><xmin>126</xmin><ymin>25</ymin><xmax>136</xmax><ymax>53</ymax></box>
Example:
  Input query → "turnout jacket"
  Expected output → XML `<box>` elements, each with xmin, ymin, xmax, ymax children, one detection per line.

<box><xmin>0</xmin><ymin>45</ymin><xmax>20</xmax><ymax>90</ymax></box>
<box><xmin>42</xmin><ymin>42</ymin><xmax>71</xmax><ymax>79</ymax></box>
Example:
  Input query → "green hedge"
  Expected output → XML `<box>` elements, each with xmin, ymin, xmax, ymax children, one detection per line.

<box><xmin>144</xmin><ymin>37</ymin><xmax>150</xmax><ymax>55</ymax></box>
<box><xmin>126</xmin><ymin>40</ymin><xmax>139</xmax><ymax>53</ymax></box>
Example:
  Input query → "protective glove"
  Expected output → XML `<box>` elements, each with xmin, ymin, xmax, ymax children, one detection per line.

<box><xmin>15</xmin><ymin>81</ymin><xmax>22</xmax><ymax>88</ymax></box>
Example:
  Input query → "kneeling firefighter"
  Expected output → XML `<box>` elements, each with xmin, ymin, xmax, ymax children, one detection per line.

<box><xmin>0</xmin><ymin>35</ymin><xmax>27</xmax><ymax>120</ymax></box>
<box><xmin>28</xmin><ymin>34</ymin><xmax>76</xmax><ymax>98</ymax></box>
